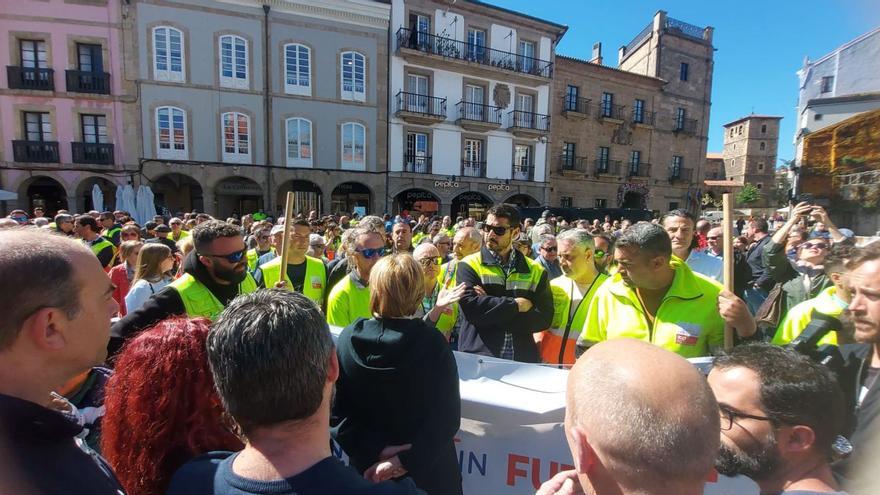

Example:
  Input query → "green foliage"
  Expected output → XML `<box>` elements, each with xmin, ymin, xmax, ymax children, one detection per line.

<box><xmin>736</xmin><ymin>183</ymin><xmax>762</xmax><ymax>205</ymax></box>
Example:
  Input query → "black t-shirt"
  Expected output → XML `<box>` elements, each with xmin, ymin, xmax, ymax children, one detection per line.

<box><xmin>285</xmin><ymin>261</ymin><xmax>309</xmax><ymax>293</ymax></box>
<box><xmin>167</xmin><ymin>451</ymin><xmax>424</xmax><ymax>495</ymax></box>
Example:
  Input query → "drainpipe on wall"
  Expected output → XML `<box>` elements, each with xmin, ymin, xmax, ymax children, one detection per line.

<box><xmin>385</xmin><ymin>20</ymin><xmax>392</xmax><ymax>215</ymax></box>
<box><xmin>263</xmin><ymin>4</ymin><xmax>272</xmax><ymax>215</ymax></box>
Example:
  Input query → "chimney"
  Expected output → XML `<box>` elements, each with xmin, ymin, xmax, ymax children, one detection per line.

<box><xmin>590</xmin><ymin>42</ymin><xmax>602</xmax><ymax>65</ymax></box>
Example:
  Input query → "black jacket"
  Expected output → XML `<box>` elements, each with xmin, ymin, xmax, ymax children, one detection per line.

<box><xmin>0</xmin><ymin>393</ymin><xmax>125</xmax><ymax>494</ymax></box>
<box><xmin>332</xmin><ymin>317</ymin><xmax>461</xmax><ymax>495</ymax></box>
<box><xmin>456</xmin><ymin>247</ymin><xmax>554</xmax><ymax>362</ymax></box>
<box><xmin>746</xmin><ymin>234</ymin><xmax>773</xmax><ymax>289</ymax></box>
<box><xmin>833</xmin><ymin>344</ymin><xmax>880</xmax><ymax>494</ymax></box>
<box><xmin>109</xmin><ymin>250</ymin><xmax>242</xmax><ymax>357</ymax></box>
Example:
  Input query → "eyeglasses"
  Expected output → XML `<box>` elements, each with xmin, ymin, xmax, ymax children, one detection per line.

<box><xmin>541</xmin><ymin>246</ymin><xmax>557</xmax><ymax>252</ymax></box>
<box><xmin>803</xmin><ymin>242</ymin><xmax>828</xmax><ymax>250</ymax></box>
<box><xmin>199</xmin><ymin>248</ymin><xmax>247</xmax><ymax>264</ymax></box>
<box><xmin>482</xmin><ymin>224</ymin><xmax>511</xmax><ymax>236</ymax></box>
<box><xmin>594</xmin><ymin>250</ymin><xmax>606</xmax><ymax>259</ymax></box>
<box><xmin>355</xmin><ymin>247</ymin><xmax>387</xmax><ymax>259</ymax></box>
<box><xmin>418</xmin><ymin>256</ymin><xmax>442</xmax><ymax>267</ymax></box>
<box><xmin>719</xmin><ymin>405</ymin><xmax>774</xmax><ymax>431</ymax></box>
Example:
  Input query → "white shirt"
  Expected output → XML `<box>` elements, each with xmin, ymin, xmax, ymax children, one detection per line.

<box><xmin>125</xmin><ymin>277</ymin><xmax>173</xmax><ymax>314</ymax></box>
<box><xmin>686</xmin><ymin>249</ymin><xmax>724</xmax><ymax>283</ymax></box>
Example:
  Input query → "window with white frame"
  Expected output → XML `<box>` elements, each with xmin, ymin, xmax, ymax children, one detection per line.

<box><xmin>284</xmin><ymin>43</ymin><xmax>311</xmax><ymax>96</ymax></box>
<box><xmin>153</xmin><ymin>26</ymin><xmax>185</xmax><ymax>82</ymax></box>
<box><xmin>341</xmin><ymin>51</ymin><xmax>365</xmax><ymax>102</ymax></box>
<box><xmin>341</xmin><ymin>122</ymin><xmax>365</xmax><ymax>170</ymax></box>
<box><xmin>221</xmin><ymin>112</ymin><xmax>250</xmax><ymax>163</ymax></box>
<box><xmin>156</xmin><ymin>106</ymin><xmax>187</xmax><ymax>159</ymax></box>
<box><xmin>286</xmin><ymin>117</ymin><xmax>312</xmax><ymax>167</ymax></box>
<box><xmin>219</xmin><ymin>35</ymin><xmax>248</xmax><ymax>89</ymax></box>
<box><xmin>513</xmin><ymin>144</ymin><xmax>532</xmax><ymax>180</ymax></box>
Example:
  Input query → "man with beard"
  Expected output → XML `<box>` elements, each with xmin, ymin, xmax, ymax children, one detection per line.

<box><xmin>709</xmin><ymin>344</ymin><xmax>846</xmax><ymax>495</ymax></box>
<box><xmin>109</xmin><ymin>220</ymin><xmax>258</xmax><ymax>357</ymax></box>
<box><xmin>578</xmin><ymin>222</ymin><xmax>755</xmax><ymax>358</ymax></box>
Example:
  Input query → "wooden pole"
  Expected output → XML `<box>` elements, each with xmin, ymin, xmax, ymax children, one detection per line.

<box><xmin>278</xmin><ymin>192</ymin><xmax>295</xmax><ymax>284</ymax></box>
<box><xmin>722</xmin><ymin>193</ymin><xmax>735</xmax><ymax>351</ymax></box>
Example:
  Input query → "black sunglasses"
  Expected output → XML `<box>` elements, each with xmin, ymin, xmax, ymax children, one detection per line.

<box><xmin>199</xmin><ymin>248</ymin><xmax>246</xmax><ymax>263</ymax></box>
<box><xmin>482</xmin><ymin>224</ymin><xmax>511</xmax><ymax>236</ymax></box>
<box><xmin>541</xmin><ymin>246</ymin><xmax>557</xmax><ymax>252</ymax></box>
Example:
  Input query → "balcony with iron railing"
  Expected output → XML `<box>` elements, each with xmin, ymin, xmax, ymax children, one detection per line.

<box><xmin>13</xmin><ymin>140</ymin><xmax>59</xmax><ymax>163</ymax></box>
<box><xmin>631</xmin><ymin>110</ymin><xmax>656</xmax><ymax>126</ymax></box>
<box><xmin>72</xmin><ymin>142</ymin><xmax>114</xmax><ymax>165</ymax></box>
<box><xmin>665</xmin><ymin>17</ymin><xmax>707</xmax><ymax>41</ymax></box>
<box><xmin>507</xmin><ymin>110</ymin><xmax>550</xmax><ymax>138</ymax></box>
<box><xmin>627</xmin><ymin>162</ymin><xmax>652</xmax><ymax>178</ymax></box>
<box><xmin>598</xmin><ymin>103</ymin><xmax>626</xmax><ymax>122</ymax></box>
<box><xmin>558</xmin><ymin>155</ymin><xmax>589</xmax><ymax>174</ymax></box>
<box><xmin>456</xmin><ymin>101</ymin><xmax>502</xmax><ymax>132</ymax></box>
<box><xmin>562</xmin><ymin>96</ymin><xmax>591</xmax><ymax>118</ymax></box>
<box><xmin>673</xmin><ymin>118</ymin><xmax>698</xmax><ymax>135</ymax></box>
<box><xmin>396</xmin><ymin>27</ymin><xmax>553</xmax><ymax>79</ymax></box>
<box><xmin>512</xmin><ymin>162</ymin><xmax>534</xmax><ymax>181</ymax></box>
<box><xmin>403</xmin><ymin>154</ymin><xmax>431</xmax><ymax>174</ymax></box>
<box><xmin>594</xmin><ymin>159</ymin><xmax>621</xmax><ymax>176</ymax></box>
<box><xmin>461</xmin><ymin>159</ymin><xmax>486</xmax><ymax>178</ymax></box>
<box><xmin>668</xmin><ymin>166</ymin><xmax>694</xmax><ymax>182</ymax></box>
<box><xmin>7</xmin><ymin>66</ymin><xmax>54</xmax><ymax>91</ymax></box>
<box><xmin>65</xmin><ymin>70</ymin><xmax>110</xmax><ymax>94</ymax></box>
<box><xmin>395</xmin><ymin>91</ymin><xmax>446</xmax><ymax>125</ymax></box>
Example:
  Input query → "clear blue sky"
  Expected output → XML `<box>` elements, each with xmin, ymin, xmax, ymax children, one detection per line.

<box><xmin>485</xmin><ymin>0</ymin><xmax>880</xmax><ymax>167</ymax></box>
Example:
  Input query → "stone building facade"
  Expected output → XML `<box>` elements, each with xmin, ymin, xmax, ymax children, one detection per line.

<box><xmin>386</xmin><ymin>0</ymin><xmax>566</xmax><ymax>220</ymax></box>
<box><xmin>549</xmin><ymin>11</ymin><xmax>713</xmax><ymax>214</ymax></box>
<box><xmin>721</xmin><ymin>115</ymin><xmax>782</xmax><ymax>208</ymax></box>
<box><xmin>134</xmin><ymin>0</ymin><xmax>390</xmax><ymax>219</ymax></box>
<box><xmin>0</xmin><ymin>0</ymin><xmax>139</xmax><ymax>215</ymax></box>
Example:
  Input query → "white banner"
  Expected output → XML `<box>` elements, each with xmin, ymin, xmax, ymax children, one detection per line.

<box><xmin>330</xmin><ymin>328</ymin><xmax>758</xmax><ymax>494</ymax></box>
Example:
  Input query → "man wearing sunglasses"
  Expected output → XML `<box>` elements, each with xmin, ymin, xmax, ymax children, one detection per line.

<box><xmin>413</xmin><ymin>243</ymin><xmax>466</xmax><ymax>340</ymax></box>
<box><xmin>456</xmin><ymin>204</ymin><xmax>553</xmax><ymax>363</ymax></box>
<box><xmin>109</xmin><ymin>220</ymin><xmax>258</xmax><ymax>357</ymax></box>
<box><xmin>535</xmin><ymin>234</ymin><xmax>563</xmax><ymax>280</ymax></box>
<box><xmin>710</xmin><ymin>344</ymin><xmax>846</xmax><ymax>495</ymax></box>
<box><xmin>245</xmin><ymin>224</ymin><xmax>273</xmax><ymax>274</ymax></box>
<box><xmin>327</xmin><ymin>227</ymin><xmax>386</xmax><ymax>328</ymax></box>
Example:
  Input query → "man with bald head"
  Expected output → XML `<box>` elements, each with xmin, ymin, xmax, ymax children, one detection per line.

<box><xmin>439</xmin><ymin>226</ymin><xmax>482</xmax><ymax>286</ymax></box>
<box><xmin>414</xmin><ymin>244</ymin><xmax>466</xmax><ymax>340</ymax></box>
<box><xmin>538</xmin><ymin>338</ymin><xmax>719</xmax><ymax>495</ymax></box>
<box><xmin>0</xmin><ymin>228</ymin><xmax>123</xmax><ymax>493</ymax></box>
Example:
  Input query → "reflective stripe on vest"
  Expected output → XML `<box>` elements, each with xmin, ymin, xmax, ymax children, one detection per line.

<box><xmin>259</xmin><ymin>256</ymin><xmax>327</xmax><ymax>305</ymax></box>
<box><xmin>459</xmin><ymin>252</ymin><xmax>544</xmax><ymax>294</ymax></box>
<box><xmin>169</xmin><ymin>272</ymin><xmax>258</xmax><ymax>319</ymax></box>
<box><xmin>89</xmin><ymin>237</ymin><xmax>117</xmax><ymax>267</ymax></box>
<box><xmin>539</xmin><ymin>274</ymin><xmax>607</xmax><ymax>366</ymax></box>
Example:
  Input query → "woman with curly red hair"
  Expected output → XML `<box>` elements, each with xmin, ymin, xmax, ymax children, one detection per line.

<box><xmin>101</xmin><ymin>317</ymin><xmax>242</xmax><ymax>495</ymax></box>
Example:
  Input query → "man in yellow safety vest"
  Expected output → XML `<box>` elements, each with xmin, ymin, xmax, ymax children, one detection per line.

<box><xmin>258</xmin><ymin>219</ymin><xmax>327</xmax><ymax>307</ymax></box>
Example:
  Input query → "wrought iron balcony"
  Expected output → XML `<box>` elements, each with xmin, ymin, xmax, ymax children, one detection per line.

<box><xmin>673</xmin><ymin>118</ymin><xmax>698</xmax><ymax>135</ymax></box>
<box><xmin>65</xmin><ymin>70</ymin><xmax>110</xmax><ymax>94</ymax></box>
<box><xmin>594</xmin><ymin>159</ymin><xmax>621</xmax><ymax>176</ymax></box>
<box><xmin>512</xmin><ymin>163</ymin><xmax>534</xmax><ymax>181</ymax></box>
<box><xmin>13</xmin><ymin>140</ymin><xmax>59</xmax><ymax>163</ymax></box>
<box><xmin>456</xmin><ymin>101</ymin><xmax>502</xmax><ymax>131</ymax></box>
<box><xmin>396</xmin><ymin>27</ymin><xmax>553</xmax><ymax>78</ymax></box>
<box><xmin>461</xmin><ymin>160</ymin><xmax>486</xmax><ymax>178</ymax></box>
<box><xmin>7</xmin><ymin>66</ymin><xmax>54</xmax><ymax>91</ymax></box>
<box><xmin>665</xmin><ymin>17</ymin><xmax>707</xmax><ymax>41</ymax></box>
<box><xmin>558</xmin><ymin>155</ymin><xmax>588</xmax><ymax>173</ymax></box>
<box><xmin>632</xmin><ymin>110</ymin><xmax>656</xmax><ymax>126</ymax></box>
<box><xmin>669</xmin><ymin>166</ymin><xmax>694</xmax><ymax>182</ymax></box>
<box><xmin>395</xmin><ymin>91</ymin><xmax>446</xmax><ymax>120</ymax></box>
<box><xmin>627</xmin><ymin>162</ymin><xmax>652</xmax><ymax>177</ymax></box>
<box><xmin>72</xmin><ymin>142</ymin><xmax>114</xmax><ymax>165</ymax></box>
<box><xmin>562</xmin><ymin>96</ymin><xmax>591</xmax><ymax>116</ymax></box>
<box><xmin>507</xmin><ymin>110</ymin><xmax>550</xmax><ymax>137</ymax></box>
<box><xmin>598</xmin><ymin>104</ymin><xmax>626</xmax><ymax>121</ymax></box>
<box><xmin>403</xmin><ymin>154</ymin><xmax>431</xmax><ymax>174</ymax></box>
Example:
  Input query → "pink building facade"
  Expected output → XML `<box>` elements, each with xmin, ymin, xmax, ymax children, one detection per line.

<box><xmin>0</xmin><ymin>0</ymin><xmax>137</xmax><ymax>215</ymax></box>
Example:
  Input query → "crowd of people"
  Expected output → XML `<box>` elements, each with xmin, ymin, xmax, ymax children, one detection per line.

<box><xmin>0</xmin><ymin>200</ymin><xmax>877</xmax><ymax>495</ymax></box>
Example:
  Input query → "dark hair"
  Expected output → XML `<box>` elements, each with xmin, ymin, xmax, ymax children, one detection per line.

<box><xmin>615</xmin><ymin>222</ymin><xmax>671</xmax><ymax>259</ymax></box>
<box><xmin>291</xmin><ymin>219</ymin><xmax>310</xmax><ymax>229</ymax></box>
<box><xmin>486</xmin><ymin>203</ymin><xmax>521</xmax><ymax>227</ymax></box>
<box><xmin>99</xmin><ymin>211</ymin><xmax>114</xmax><ymax>221</ymax></box>
<box><xmin>144</xmin><ymin>221</ymin><xmax>158</xmax><ymax>231</ymax></box>
<box><xmin>392</xmin><ymin>219</ymin><xmax>411</xmax><ymax>231</ymax></box>
<box><xmin>750</xmin><ymin>218</ymin><xmax>769</xmax><ymax>233</ymax></box>
<box><xmin>660</xmin><ymin>209</ymin><xmax>695</xmax><ymax>225</ymax></box>
<box><xmin>75</xmin><ymin>214</ymin><xmax>100</xmax><ymax>233</ymax></box>
<box><xmin>714</xmin><ymin>344</ymin><xmax>845</xmax><ymax>460</ymax></box>
<box><xmin>208</xmin><ymin>289</ymin><xmax>333</xmax><ymax>433</ymax></box>
<box><xmin>191</xmin><ymin>220</ymin><xmax>243</xmax><ymax>252</ymax></box>
<box><xmin>824</xmin><ymin>242</ymin><xmax>855</xmax><ymax>276</ymax></box>
<box><xmin>0</xmin><ymin>229</ymin><xmax>84</xmax><ymax>349</ymax></box>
